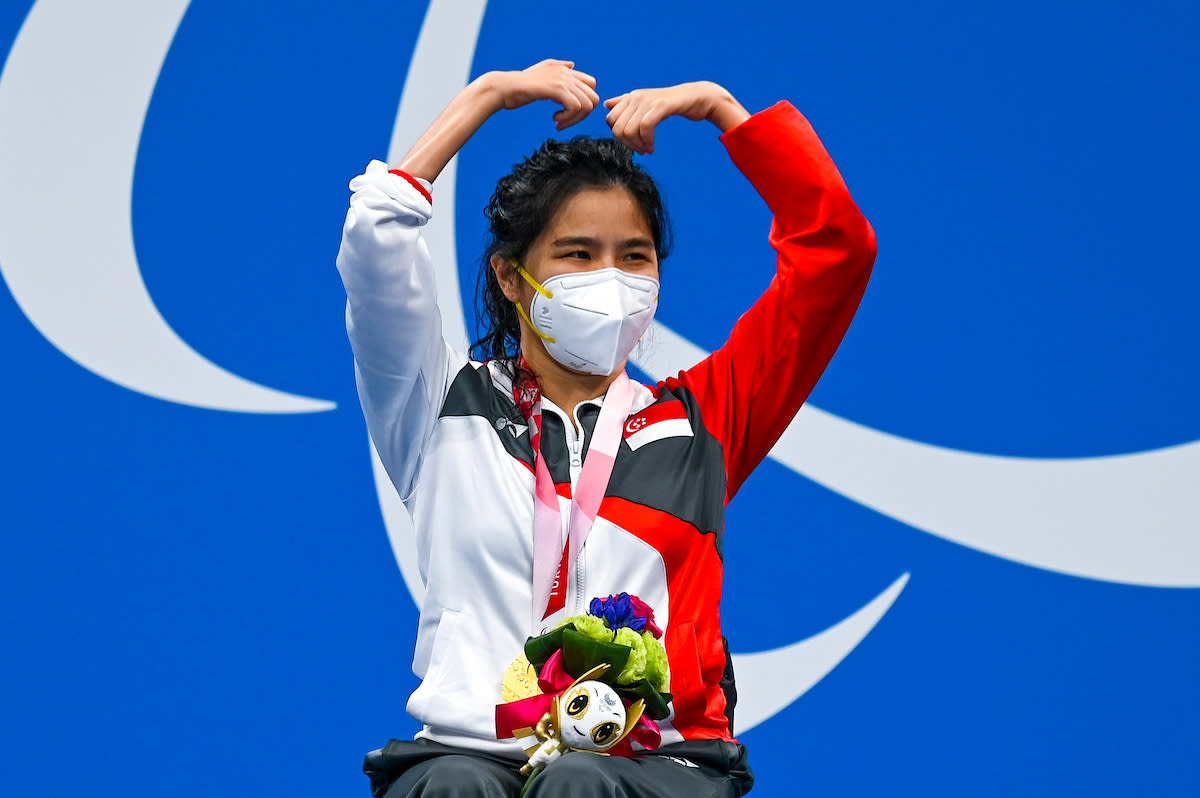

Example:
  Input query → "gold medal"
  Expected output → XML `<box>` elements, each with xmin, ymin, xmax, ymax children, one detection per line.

<box><xmin>501</xmin><ymin>653</ymin><xmax>542</xmax><ymax>702</ymax></box>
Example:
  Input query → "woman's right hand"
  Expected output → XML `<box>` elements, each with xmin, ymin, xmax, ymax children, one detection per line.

<box><xmin>396</xmin><ymin>60</ymin><xmax>597</xmax><ymax>182</ymax></box>
<box><xmin>487</xmin><ymin>59</ymin><xmax>600</xmax><ymax>131</ymax></box>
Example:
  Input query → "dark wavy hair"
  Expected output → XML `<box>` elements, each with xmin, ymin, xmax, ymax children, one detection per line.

<box><xmin>472</xmin><ymin>137</ymin><xmax>672</xmax><ymax>372</ymax></box>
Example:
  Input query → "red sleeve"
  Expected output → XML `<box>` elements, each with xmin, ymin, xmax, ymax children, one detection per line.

<box><xmin>660</xmin><ymin>101</ymin><xmax>878</xmax><ymax>503</ymax></box>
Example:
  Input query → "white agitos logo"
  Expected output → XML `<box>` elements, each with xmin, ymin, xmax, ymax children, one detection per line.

<box><xmin>1</xmin><ymin>0</ymin><xmax>1195</xmax><ymax>734</ymax></box>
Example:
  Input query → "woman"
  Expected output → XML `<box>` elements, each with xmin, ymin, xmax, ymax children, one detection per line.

<box><xmin>337</xmin><ymin>59</ymin><xmax>876</xmax><ymax>798</ymax></box>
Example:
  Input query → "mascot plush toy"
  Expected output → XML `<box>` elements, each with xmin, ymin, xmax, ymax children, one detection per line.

<box><xmin>519</xmin><ymin>663</ymin><xmax>646</xmax><ymax>775</ymax></box>
<box><xmin>495</xmin><ymin>594</ymin><xmax>672</xmax><ymax>793</ymax></box>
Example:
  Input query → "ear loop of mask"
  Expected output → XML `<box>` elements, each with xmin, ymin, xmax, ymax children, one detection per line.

<box><xmin>510</xmin><ymin>260</ymin><xmax>556</xmax><ymax>343</ymax></box>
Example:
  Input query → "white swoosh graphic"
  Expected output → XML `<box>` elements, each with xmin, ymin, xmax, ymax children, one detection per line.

<box><xmin>731</xmin><ymin>573</ymin><xmax>909</xmax><ymax>733</ymax></box>
<box><xmin>374</xmin><ymin>0</ymin><xmax>487</xmax><ymax>607</ymax></box>
<box><xmin>0</xmin><ymin>0</ymin><xmax>334</xmax><ymax>413</ymax></box>
<box><xmin>384</xmin><ymin>0</ymin><xmax>475</xmax><ymax>357</ymax></box>
<box><xmin>633</xmin><ymin>325</ymin><xmax>1200</xmax><ymax>588</ymax></box>
<box><xmin>372</xmin><ymin>0</ymin><xmax>904</xmax><ymax>732</ymax></box>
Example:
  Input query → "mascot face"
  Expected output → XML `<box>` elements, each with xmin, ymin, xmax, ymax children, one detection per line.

<box><xmin>557</xmin><ymin>680</ymin><xmax>627</xmax><ymax>751</ymax></box>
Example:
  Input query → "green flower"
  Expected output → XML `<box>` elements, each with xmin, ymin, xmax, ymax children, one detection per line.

<box><xmin>641</xmin><ymin>631</ymin><xmax>670</xmax><ymax>693</ymax></box>
<box><xmin>612</xmin><ymin>627</ymin><xmax>646</xmax><ymax>685</ymax></box>
<box><xmin>554</xmin><ymin>611</ymin><xmax>669</xmax><ymax>694</ymax></box>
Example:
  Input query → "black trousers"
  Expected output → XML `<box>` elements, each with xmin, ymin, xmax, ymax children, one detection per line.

<box><xmin>364</xmin><ymin>738</ymin><xmax>754</xmax><ymax>797</ymax></box>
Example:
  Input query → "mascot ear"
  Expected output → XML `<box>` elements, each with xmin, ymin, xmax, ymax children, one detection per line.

<box><xmin>617</xmin><ymin>698</ymin><xmax>646</xmax><ymax>745</ymax></box>
<box><xmin>566</xmin><ymin>663</ymin><xmax>610</xmax><ymax>691</ymax></box>
<box><xmin>542</xmin><ymin>695</ymin><xmax>561</xmax><ymax>740</ymax></box>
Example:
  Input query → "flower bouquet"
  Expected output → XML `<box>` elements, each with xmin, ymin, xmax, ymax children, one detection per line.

<box><xmin>495</xmin><ymin>593</ymin><xmax>673</xmax><ymax>777</ymax></box>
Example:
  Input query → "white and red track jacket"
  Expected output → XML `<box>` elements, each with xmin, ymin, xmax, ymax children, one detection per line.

<box><xmin>336</xmin><ymin>101</ymin><xmax>877</xmax><ymax>756</ymax></box>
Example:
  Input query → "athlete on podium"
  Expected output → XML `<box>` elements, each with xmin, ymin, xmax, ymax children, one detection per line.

<box><xmin>337</xmin><ymin>59</ymin><xmax>876</xmax><ymax>797</ymax></box>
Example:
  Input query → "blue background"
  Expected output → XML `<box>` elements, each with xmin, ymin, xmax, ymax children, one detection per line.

<box><xmin>1</xmin><ymin>1</ymin><xmax>1197</xmax><ymax>795</ymax></box>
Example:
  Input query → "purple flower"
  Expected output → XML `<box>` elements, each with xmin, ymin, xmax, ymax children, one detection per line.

<box><xmin>589</xmin><ymin>593</ymin><xmax>652</xmax><ymax>633</ymax></box>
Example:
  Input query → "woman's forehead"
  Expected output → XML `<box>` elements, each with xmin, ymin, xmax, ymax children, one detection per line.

<box><xmin>540</xmin><ymin>187</ymin><xmax>653</xmax><ymax>243</ymax></box>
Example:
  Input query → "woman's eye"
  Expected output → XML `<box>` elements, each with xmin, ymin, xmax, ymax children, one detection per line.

<box><xmin>563</xmin><ymin>250</ymin><xmax>590</xmax><ymax>259</ymax></box>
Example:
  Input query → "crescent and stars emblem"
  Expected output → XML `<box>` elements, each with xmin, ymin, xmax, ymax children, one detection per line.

<box><xmin>0</xmin><ymin>0</ymin><xmax>1195</xmax><ymax>740</ymax></box>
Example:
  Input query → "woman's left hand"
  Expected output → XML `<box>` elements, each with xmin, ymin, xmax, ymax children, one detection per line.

<box><xmin>603</xmin><ymin>81</ymin><xmax>750</xmax><ymax>155</ymax></box>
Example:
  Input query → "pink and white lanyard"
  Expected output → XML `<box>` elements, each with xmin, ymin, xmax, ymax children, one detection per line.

<box><xmin>516</xmin><ymin>371</ymin><xmax>635</xmax><ymax>631</ymax></box>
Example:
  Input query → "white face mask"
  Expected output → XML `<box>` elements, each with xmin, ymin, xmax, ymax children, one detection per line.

<box><xmin>512</xmin><ymin>262</ymin><xmax>659</xmax><ymax>376</ymax></box>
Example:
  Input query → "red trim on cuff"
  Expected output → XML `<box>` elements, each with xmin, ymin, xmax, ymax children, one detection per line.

<box><xmin>388</xmin><ymin>168</ymin><xmax>433</xmax><ymax>205</ymax></box>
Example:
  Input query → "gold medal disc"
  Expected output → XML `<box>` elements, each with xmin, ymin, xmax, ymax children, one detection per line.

<box><xmin>501</xmin><ymin>653</ymin><xmax>542</xmax><ymax>702</ymax></box>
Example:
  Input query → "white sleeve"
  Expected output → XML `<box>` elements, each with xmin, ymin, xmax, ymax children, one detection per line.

<box><xmin>335</xmin><ymin>159</ymin><xmax>464</xmax><ymax>501</ymax></box>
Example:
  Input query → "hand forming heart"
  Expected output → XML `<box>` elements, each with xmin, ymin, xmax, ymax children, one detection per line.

<box><xmin>491</xmin><ymin>59</ymin><xmax>750</xmax><ymax>155</ymax></box>
<box><xmin>394</xmin><ymin>59</ymin><xmax>749</xmax><ymax>181</ymax></box>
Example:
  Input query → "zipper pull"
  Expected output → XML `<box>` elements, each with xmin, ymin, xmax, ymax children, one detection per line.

<box><xmin>570</xmin><ymin>436</ymin><xmax>582</xmax><ymax>469</ymax></box>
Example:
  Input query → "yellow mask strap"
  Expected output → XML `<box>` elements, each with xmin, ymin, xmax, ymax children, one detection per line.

<box><xmin>511</xmin><ymin>260</ymin><xmax>556</xmax><ymax>343</ymax></box>
<box><xmin>514</xmin><ymin>300</ymin><xmax>555</xmax><ymax>343</ymax></box>
<box><xmin>511</xmin><ymin>259</ymin><xmax>554</xmax><ymax>299</ymax></box>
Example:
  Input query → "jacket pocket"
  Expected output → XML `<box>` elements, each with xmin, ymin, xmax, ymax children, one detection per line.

<box><xmin>668</xmin><ymin>622</ymin><xmax>705</xmax><ymax>725</ymax></box>
<box><xmin>405</xmin><ymin>608</ymin><xmax>462</xmax><ymax>720</ymax></box>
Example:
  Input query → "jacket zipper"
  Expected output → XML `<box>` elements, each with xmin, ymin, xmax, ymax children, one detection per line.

<box><xmin>567</xmin><ymin>409</ymin><xmax>586</xmax><ymax>614</ymax></box>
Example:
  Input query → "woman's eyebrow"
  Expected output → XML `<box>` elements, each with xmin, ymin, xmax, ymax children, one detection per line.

<box><xmin>550</xmin><ymin>236</ymin><xmax>601</xmax><ymax>248</ymax></box>
<box><xmin>619</xmin><ymin>237</ymin><xmax>655</xmax><ymax>249</ymax></box>
<box><xmin>550</xmin><ymin>236</ymin><xmax>654</xmax><ymax>249</ymax></box>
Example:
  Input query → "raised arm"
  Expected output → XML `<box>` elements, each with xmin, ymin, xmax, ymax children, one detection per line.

<box><xmin>605</xmin><ymin>83</ymin><xmax>877</xmax><ymax>503</ymax></box>
<box><xmin>399</xmin><ymin>59</ymin><xmax>600</xmax><ymax>181</ymax></box>
<box><xmin>338</xmin><ymin>60</ymin><xmax>600</xmax><ymax>499</ymax></box>
<box><xmin>679</xmin><ymin>101</ymin><xmax>877</xmax><ymax>502</ymax></box>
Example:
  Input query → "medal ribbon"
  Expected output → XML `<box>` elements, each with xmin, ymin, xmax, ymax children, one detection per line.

<box><xmin>521</xmin><ymin>371</ymin><xmax>635</xmax><ymax>630</ymax></box>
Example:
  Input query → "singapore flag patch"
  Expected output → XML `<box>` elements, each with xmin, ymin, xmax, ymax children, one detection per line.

<box><xmin>623</xmin><ymin>400</ymin><xmax>693</xmax><ymax>451</ymax></box>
